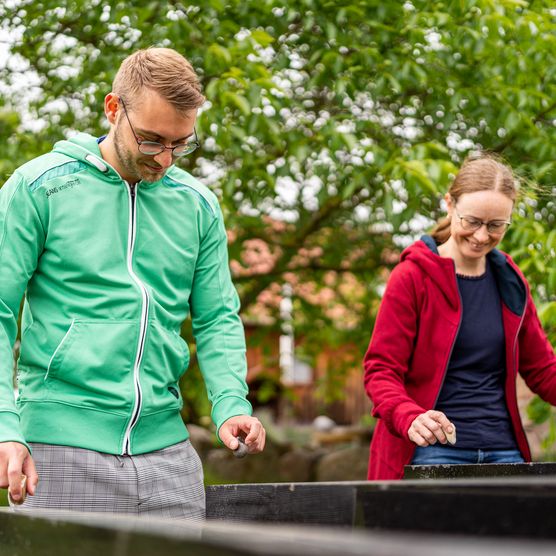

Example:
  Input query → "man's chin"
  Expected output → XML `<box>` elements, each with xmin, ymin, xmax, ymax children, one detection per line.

<box><xmin>141</xmin><ymin>167</ymin><xmax>166</xmax><ymax>183</ymax></box>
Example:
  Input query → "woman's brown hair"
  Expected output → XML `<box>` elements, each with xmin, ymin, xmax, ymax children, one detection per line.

<box><xmin>430</xmin><ymin>154</ymin><xmax>518</xmax><ymax>245</ymax></box>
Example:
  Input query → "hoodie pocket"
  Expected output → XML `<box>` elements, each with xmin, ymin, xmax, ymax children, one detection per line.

<box><xmin>140</xmin><ymin>322</ymin><xmax>190</xmax><ymax>413</ymax></box>
<box><xmin>45</xmin><ymin>319</ymin><xmax>138</xmax><ymax>411</ymax></box>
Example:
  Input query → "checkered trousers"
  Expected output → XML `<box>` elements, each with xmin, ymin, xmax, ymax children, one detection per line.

<box><xmin>14</xmin><ymin>440</ymin><xmax>205</xmax><ymax>521</ymax></box>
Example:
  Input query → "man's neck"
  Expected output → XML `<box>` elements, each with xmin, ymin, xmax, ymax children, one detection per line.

<box><xmin>98</xmin><ymin>136</ymin><xmax>137</xmax><ymax>184</ymax></box>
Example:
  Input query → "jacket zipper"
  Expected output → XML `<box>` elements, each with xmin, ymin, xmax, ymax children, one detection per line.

<box><xmin>432</xmin><ymin>265</ymin><xmax>463</xmax><ymax>408</ymax></box>
<box><xmin>121</xmin><ymin>182</ymin><xmax>150</xmax><ymax>455</ymax></box>
<box><xmin>511</xmin><ymin>289</ymin><xmax>529</xmax><ymax>456</ymax></box>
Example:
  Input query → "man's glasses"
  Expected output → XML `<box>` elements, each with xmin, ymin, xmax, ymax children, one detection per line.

<box><xmin>119</xmin><ymin>97</ymin><xmax>200</xmax><ymax>157</ymax></box>
<box><xmin>454</xmin><ymin>209</ymin><xmax>511</xmax><ymax>235</ymax></box>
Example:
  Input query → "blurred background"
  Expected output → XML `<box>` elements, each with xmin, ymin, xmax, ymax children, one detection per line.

<box><xmin>1</xmin><ymin>0</ymin><xmax>555</xmax><ymax>484</ymax></box>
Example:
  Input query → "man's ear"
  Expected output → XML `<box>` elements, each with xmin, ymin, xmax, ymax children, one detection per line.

<box><xmin>104</xmin><ymin>93</ymin><xmax>120</xmax><ymax>125</ymax></box>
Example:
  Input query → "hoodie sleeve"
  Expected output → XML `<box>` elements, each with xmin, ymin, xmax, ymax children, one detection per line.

<box><xmin>363</xmin><ymin>262</ymin><xmax>428</xmax><ymax>439</ymax></box>
<box><xmin>0</xmin><ymin>172</ymin><xmax>46</xmax><ymax>448</ymax></box>
<box><xmin>189</xmin><ymin>204</ymin><xmax>252</xmax><ymax>440</ymax></box>
<box><xmin>517</xmin><ymin>291</ymin><xmax>556</xmax><ymax>402</ymax></box>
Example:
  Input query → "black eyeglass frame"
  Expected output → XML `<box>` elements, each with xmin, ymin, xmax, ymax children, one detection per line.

<box><xmin>119</xmin><ymin>97</ymin><xmax>200</xmax><ymax>157</ymax></box>
<box><xmin>453</xmin><ymin>208</ymin><xmax>512</xmax><ymax>236</ymax></box>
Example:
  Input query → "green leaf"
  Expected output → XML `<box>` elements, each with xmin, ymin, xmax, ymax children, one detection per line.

<box><xmin>251</xmin><ymin>29</ymin><xmax>275</xmax><ymax>47</ymax></box>
<box><xmin>527</xmin><ymin>396</ymin><xmax>552</xmax><ymax>424</ymax></box>
<box><xmin>205</xmin><ymin>78</ymin><xmax>220</xmax><ymax>100</ymax></box>
<box><xmin>402</xmin><ymin>160</ymin><xmax>438</xmax><ymax>195</ymax></box>
<box><xmin>224</xmin><ymin>92</ymin><xmax>251</xmax><ymax>116</ymax></box>
<box><xmin>207</xmin><ymin>44</ymin><xmax>232</xmax><ymax>64</ymax></box>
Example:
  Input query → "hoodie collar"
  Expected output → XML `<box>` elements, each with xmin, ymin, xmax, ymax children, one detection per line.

<box><xmin>400</xmin><ymin>235</ymin><xmax>460</xmax><ymax>311</ymax></box>
<box><xmin>416</xmin><ymin>235</ymin><xmax>526</xmax><ymax>316</ymax></box>
<box><xmin>487</xmin><ymin>248</ymin><xmax>527</xmax><ymax>316</ymax></box>
<box><xmin>51</xmin><ymin>132</ymin><xmax>169</xmax><ymax>189</ymax></box>
<box><xmin>52</xmin><ymin>133</ymin><xmax>121</xmax><ymax>182</ymax></box>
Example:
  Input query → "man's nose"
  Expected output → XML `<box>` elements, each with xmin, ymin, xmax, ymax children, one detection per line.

<box><xmin>153</xmin><ymin>149</ymin><xmax>173</xmax><ymax>168</ymax></box>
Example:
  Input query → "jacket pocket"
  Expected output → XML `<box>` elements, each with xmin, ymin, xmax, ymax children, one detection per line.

<box><xmin>45</xmin><ymin>319</ymin><xmax>138</xmax><ymax>412</ymax></box>
<box><xmin>140</xmin><ymin>322</ymin><xmax>190</xmax><ymax>413</ymax></box>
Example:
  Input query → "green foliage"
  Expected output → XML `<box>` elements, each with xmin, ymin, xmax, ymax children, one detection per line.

<box><xmin>1</xmin><ymin>1</ymin><xmax>555</xmax><ymax>431</ymax></box>
<box><xmin>528</xmin><ymin>395</ymin><xmax>552</xmax><ymax>424</ymax></box>
<box><xmin>250</xmin><ymin>374</ymin><xmax>282</xmax><ymax>405</ymax></box>
<box><xmin>527</xmin><ymin>395</ymin><xmax>556</xmax><ymax>461</ymax></box>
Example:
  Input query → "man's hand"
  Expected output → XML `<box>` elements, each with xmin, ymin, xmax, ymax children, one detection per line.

<box><xmin>408</xmin><ymin>410</ymin><xmax>455</xmax><ymax>447</ymax></box>
<box><xmin>0</xmin><ymin>442</ymin><xmax>38</xmax><ymax>502</ymax></box>
<box><xmin>219</xmin><ymin>415</ymin><xmax>266</xmax><ymax>454</ymax></box>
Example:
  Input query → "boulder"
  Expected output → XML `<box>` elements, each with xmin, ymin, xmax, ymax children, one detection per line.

<box><xmin>278</xmin><ymin>449</ymin><xmax>325</xmax><ymax>482</ymax></box>
<box><xmin>204</xmin><ymin>440</ymin><xmax>283</xmax><ymax>484</ymax></box>
<box><xmin>315</xmin><ymin>445</ymin><xmax>369</xmax><ymax>482</ymax></box>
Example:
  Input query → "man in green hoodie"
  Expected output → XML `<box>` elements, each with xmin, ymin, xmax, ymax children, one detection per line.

<box><xmin>0</xmin><ymin>47</ymin><xmax>265</xmax><ymax>519</ymax></box>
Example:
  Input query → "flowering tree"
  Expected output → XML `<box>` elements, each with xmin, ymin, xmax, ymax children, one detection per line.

<box><xmin>1</xmin><ymin>0</ymin><xmax>555</xmax><ymax>420</ymax></box>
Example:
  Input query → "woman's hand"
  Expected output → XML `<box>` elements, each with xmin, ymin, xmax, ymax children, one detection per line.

<box><xmin>408</xmin><ymin>410</ymin><xmax>455</xmax><ymax>447</ymax></box>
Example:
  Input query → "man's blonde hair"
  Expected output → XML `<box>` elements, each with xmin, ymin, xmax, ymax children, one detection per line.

<box><xmin>113</xmin><ymin>47</ymin><xmax>205</xmax><ymax>112</ymax></box>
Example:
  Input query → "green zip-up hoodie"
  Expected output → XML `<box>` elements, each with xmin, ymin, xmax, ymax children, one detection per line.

<box><xmin>0</xmin><ymin>133</ymin><xmax>252</xmax><ymax>455</ymax></box>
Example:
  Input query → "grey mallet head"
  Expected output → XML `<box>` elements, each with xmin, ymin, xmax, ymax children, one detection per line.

<box><xmin>233</xmin><ymin>437</ymin><xmax>248</xmax><ymax>458</ymax></box>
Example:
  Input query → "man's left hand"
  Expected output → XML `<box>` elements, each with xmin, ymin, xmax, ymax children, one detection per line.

<box><xmin>219</xmin><ymin>415</ymin><xmax>266</xmax><ymax>454</ymax></box>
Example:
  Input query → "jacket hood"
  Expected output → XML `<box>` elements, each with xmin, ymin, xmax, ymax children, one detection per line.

<box><xmin>400</xmin><ymin>235</ymin><xmax>460</xmax><ymax>311</ymax></box>
<box><xmin>403</xmin><ymin>235</ymin><xmax>527</xmax><ymax>316</ymax></box>
<box><xmin>51</xmin><ymin>132</ymin><xmax>120</xmax><ymax>179</ymax></box>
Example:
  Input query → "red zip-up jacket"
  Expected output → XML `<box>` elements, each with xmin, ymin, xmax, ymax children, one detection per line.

<box><xmin>363</xmin><ymin>236</ymin><xmax>556</xmax><ymax>480</ymax></box>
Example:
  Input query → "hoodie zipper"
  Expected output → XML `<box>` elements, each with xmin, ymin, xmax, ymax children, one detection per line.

<box><xmin>432</xmin><ymin>263</ymin><xmax>463</xmax><ymax>408</ymax></box>
<box><xmin>121</xmin><ymin>182</ymin><xmax>150</xmax><ymax>455</ymax></box>
<box><xmin>510</xmin><ymin>283</ymin><xmax>529</xmax><ymax>456</ymax></box>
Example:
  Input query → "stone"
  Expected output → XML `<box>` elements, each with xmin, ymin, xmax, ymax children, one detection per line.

<box><xmin>315</xmin><ymin>445</ymin><xmax>369</xmax><ymax>482</ymax></box>
<box><xmin>205</xmin><ymin>440</ymin><xmax>283</xmax><ymax>484</ymax></box>
<box><xmin>312</xmin><ymin>415</ymin><xmax>336</xmax><ymax>431</ymax></box>
<box><xmin>445</xmin><ymin>424</ymin><xmax>457</xmax><ymax>445</ymax></box>
<box><xmin>278</xmin><ymin>449</ymin><xmax>324</xmax><ymax>482</ymax></box>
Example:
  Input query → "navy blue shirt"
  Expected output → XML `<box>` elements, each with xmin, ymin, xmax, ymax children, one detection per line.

<box><xmin>435</xmin><ymin>261</ymin><xmax>518</xmax><ymax>449</ymax></box>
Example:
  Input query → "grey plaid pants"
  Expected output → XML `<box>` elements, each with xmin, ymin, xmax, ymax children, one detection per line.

<box><xmin>15</xmin><ymin>440</ymin><xmax>205</xmax><ymax>521</ymax></box>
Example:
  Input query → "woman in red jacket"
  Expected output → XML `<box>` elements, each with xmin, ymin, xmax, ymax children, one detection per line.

<box><xmin>363</xmin><ymin>155</ymin><xmax>556</xmax><ymax>480</ymax></box>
